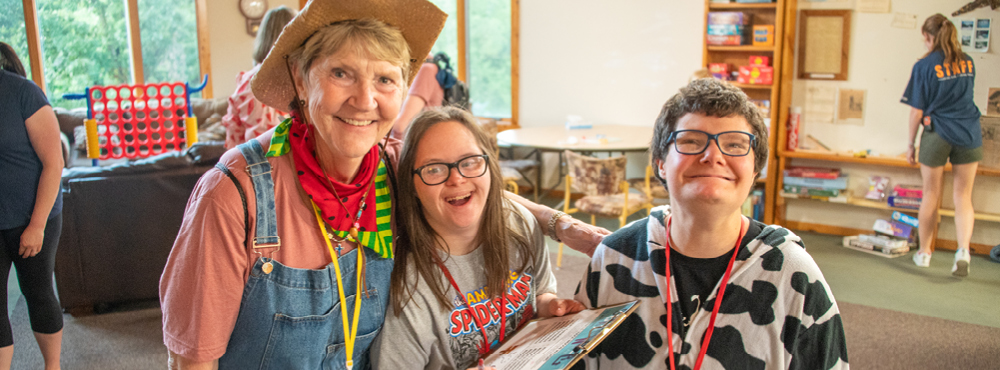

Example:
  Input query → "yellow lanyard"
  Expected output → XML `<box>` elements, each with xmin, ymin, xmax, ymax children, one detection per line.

<box><xmin>312</xmin><ymin>202</ymin><xmax>363</xmax><ymax>370</ymax></box>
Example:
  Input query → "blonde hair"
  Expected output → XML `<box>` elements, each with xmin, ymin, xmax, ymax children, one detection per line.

<box><xmin>922</xmin><ymin>14</ymin><xmax>965</xmax><ymax>65</ymax></box>
<box><xmin>252</xmin><ymin>6</ymin><xmax>297</xmax><ymax>65</ymax></box>
<box><xmin>287</xmin><ymin>18</ymin><xmax>411</xmax><ymax>98</ymax></box>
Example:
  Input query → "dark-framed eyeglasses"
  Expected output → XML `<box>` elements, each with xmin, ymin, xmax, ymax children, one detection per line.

<box><xmin>412</xmin><ymin>154</ymin><xmax>490</xmax><ymax>186</ymax></box>
<box><xmin>666</xmin><ymin>130</ymin><xmax>756</xmax><ymax>157</ymax></box>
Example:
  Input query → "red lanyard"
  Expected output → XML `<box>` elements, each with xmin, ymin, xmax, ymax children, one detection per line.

<box><xmin>435</xmin><ymin>260</ymin><xmax>507</xmax><ymax>357</ymax></box>
<box><xmin>664</xmin><ymin>217</ymin><xmax>746</xmax><ymax>370</ymax></box>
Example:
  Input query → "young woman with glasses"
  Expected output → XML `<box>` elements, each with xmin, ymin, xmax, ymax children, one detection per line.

<box><xmin>574</xmin><ymin>78</ymin><xmax>848</xmax><ymax>369</ymax></box>
<box><xmin>372</xmin><ymin>106</ymin><xmax>585</xmax><ymax>370</ymax></box>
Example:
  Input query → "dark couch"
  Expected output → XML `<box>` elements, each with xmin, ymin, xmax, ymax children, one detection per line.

<box><xmin>54</xmin><ymin>141</ymin><xmax>226</xmax><ymax>312</ymax></box>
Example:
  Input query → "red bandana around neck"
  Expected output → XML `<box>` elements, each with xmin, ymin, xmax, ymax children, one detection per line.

<box><xmin>289</xmin><ymin>116</ymin><xmax>379</xmax><ymax>236</ymax></box>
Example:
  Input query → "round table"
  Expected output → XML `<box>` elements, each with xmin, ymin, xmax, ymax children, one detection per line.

<box><xmin>496</xmin><ymin>124</ymin><xmax>654</xmax><ymax>201</ymax></box>
<box><xmin>497</xmin><ymin>124</ymin><xmax>653</xmax><ymax>153</ymax></box>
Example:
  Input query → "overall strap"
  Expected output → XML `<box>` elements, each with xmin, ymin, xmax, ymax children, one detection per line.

<box><xmin>237</xmin><ymin>139</ymin><xmax>280</xmax><ymax>248</ymax></box>
<box><xmin>215</xmin><ymin>163</ymin><xmax>250</xmax><ymax>244</ymax></box>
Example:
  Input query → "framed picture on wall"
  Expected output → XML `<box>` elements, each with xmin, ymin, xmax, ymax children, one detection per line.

<box><xmin>798</xmin><ymin>10</ymin><xmax>852</xmax><ymax>81</ymax></box>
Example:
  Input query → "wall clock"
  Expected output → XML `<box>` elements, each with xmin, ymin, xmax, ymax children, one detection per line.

<box><xmin>239</xmin><ymin>0</ymin><xmax>268</xmax><ymax>36</ymax></box>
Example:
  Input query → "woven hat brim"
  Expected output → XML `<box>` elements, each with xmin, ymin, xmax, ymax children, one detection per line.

<box><xmin>252</xmin><ymin>0</ymin><xmax>447</xmax><ymax>109</ymax></box>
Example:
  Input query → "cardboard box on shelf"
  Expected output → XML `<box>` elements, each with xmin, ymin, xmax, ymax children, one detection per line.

<box><xmin>708</xmin><ymin>35</ymin><xmax>745</xmax><ymax>45</ymax></box>
<box><xmin>749</xmin><ymin>55</ymin><xmax>770</xmax><ymax>67</ymax></box>
<box><xmin>738</xmin><ymin>65</ymin><xmax>773</xmax><ymax>84</ymax></box>
<box><xmin>707</xmin><ymin>12</ymin><xmax>748</xmax><ymax>26</ymax></box>
<box><xmin>709</xmin><ymin>63</ymin><xmax>731</xmax><ymax>80</ymax></box>
<box><xmin>753</xmin><ymin>25</ymin><xmax>774</xmax><ymax>47</ymax></box>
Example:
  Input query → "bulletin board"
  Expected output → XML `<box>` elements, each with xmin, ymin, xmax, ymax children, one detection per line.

<box><xmin>798</xmin><ymin>10</ymin><xmax>852</xmax><ymax>80</ymax></box>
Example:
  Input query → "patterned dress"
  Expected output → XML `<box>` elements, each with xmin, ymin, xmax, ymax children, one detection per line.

<box><xmin>574</xmin><ymin>205</ymin><xmax>849</xmax><ymax>369</ymax></box>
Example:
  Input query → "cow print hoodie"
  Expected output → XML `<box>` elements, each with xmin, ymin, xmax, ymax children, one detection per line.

<box><xmin>573</xmin><ymin>206</ymin><xmax>849</xmax><ymax>369</ymax></box>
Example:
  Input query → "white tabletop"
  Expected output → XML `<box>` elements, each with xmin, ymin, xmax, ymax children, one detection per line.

<box><xmin>497</xmin><ymin>124</ymin><xmax>653</xmax><ymax>152</ymax></box>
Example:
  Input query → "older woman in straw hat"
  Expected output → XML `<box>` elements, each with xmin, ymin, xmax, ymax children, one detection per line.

<box><xmin>159</xmin><ymin>0</ymin><xmax>606</xmax><ymax>369</ymax></box>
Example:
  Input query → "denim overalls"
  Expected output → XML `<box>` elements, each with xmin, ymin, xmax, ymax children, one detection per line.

<box><xmin>217</xmin><ymin>139</ymin><xmax>393</xmax><ymax>370</ymax></box>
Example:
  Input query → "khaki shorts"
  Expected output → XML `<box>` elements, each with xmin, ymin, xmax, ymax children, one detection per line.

<box><xmin>919</xmin><ymin>130</ymin><xmax>983</xmax><ymax>167</ymax></box>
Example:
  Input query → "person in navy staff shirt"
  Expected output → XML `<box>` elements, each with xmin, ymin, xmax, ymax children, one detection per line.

<box><xmin>901</xmin><ymin>13</ymin><xmax>982</xmax><ymax>277</ymax></box>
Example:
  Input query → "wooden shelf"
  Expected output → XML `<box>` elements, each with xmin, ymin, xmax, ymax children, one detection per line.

<box><xmin>709</xmin><ymin>2</ymin><xmax>777</xmax><ymax>10</ymax></box>
<box><xmin>781</xmin><ymin>150</ymin><xmax>914</xmax><ymax>168</ymax></box>
<box><xmin>939</xmin><ymin>208</ymin><xmax>1000</xmax><ymax>223</ymax></box>
<box><xmin>780</xmin><ymin>149</ymin><xmax>1000</xmax><ymax>176</ymax></box>
<box><xmin>783</xmin><ymin>194</ymin><xmax>1000</xmax><ymax>223</ymax></box>
<box><xmin>730</xmin><ymin>82</ymin><xmax>772</xmax><ymax>90</ymax></box>
<box><xmin>708</xmin><ymin>45</ymin><xmax>775</xmax><ymax>52</ymax></box>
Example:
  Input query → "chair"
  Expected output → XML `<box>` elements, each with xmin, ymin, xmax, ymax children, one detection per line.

<box><xmin>628</xmin><ymin>165</ymin><xmax>669</xmax><ymax>208</ymax></box>
<box><xmin>476</xmin><ymin>117</ymin><xmax>540</xmax><ymax>199</ymax></box>
<box><xmin>559</xmin><ymin>150</ymin><xmax>650</xmax><ymax>266</ymax></box>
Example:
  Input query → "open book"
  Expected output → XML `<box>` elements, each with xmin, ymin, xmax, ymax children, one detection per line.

<box><xmin>482</xmin><ymin>300</ymin><xmax>640</xmax><ymax>370</ymax></box>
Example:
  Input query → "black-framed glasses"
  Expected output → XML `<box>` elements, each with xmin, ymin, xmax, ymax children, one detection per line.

<box><xmin>666</xmin><ymin>130</ymin><xmax>756</xmax><ymax>157</ymax></box>
<box><xmin>413</xmin><ymin>154</ymin><xmax>490</xmax><ymax>186</ymax></box>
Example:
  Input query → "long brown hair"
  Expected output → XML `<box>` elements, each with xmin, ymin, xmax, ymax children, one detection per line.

<box><xmin>0</xmin><ymin>42</ymin><xmax>26</xmax><ymax>78</ymax></box>
<box><xmin>922</xmin><ymin>14</ymin><xmax>965</xmax><ymax>65</ymax></box>
<box><xmin>391</xmin><ymin>106</ymin><xmax>534</xmax><ymax>314</ymax></box>
<box><xmin>252</xmin><ymin>6</ymin><xmax>296</xmax><ymax>65</ymax></box>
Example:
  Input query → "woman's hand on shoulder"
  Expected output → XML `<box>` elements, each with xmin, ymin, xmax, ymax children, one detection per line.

<box><xmin>556</xmin><ymin>216</ymin><xmax>611</xmax><ymax>257</ymax></box>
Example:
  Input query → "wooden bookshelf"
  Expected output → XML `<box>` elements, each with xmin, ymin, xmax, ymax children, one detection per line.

<box><xmin>709</xmin><ymin>3</ymin><xmax>778</xmax><ymax>10</ymax></box>
<box><xmin>704</xmin><ymin>0</ymin><xmax>795</xmax><ymax>224</ymax></box>
<box><xmin>780</xmin><ymin>149</ymin><xmax>1000</xmax><ymax>176</ymax></box>
<box><xmin>729</xmin><ymin>82</ymin><xmax>772</xmax><ymax>90</ymax></box>
<box><xmin>707</xmin><ymin>45</ymin><xmax>776</xmax><ymax>52</ymax></box>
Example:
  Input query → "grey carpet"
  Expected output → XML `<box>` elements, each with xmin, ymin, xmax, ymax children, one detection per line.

<box><xmin>7</xmin><ymin>249</ymin><xmax>998</xmax><ymax>369</ymax></box>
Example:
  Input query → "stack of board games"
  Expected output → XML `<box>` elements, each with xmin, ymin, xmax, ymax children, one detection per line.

<box><xmin>781</xmin><ymin>167</ymin><xmax>847</xmax><ymax>202</ymax></box>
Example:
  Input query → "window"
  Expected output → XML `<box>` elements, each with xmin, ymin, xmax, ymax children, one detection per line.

<box><xmin>427</xmin><ymin>0</ymin><xmax>458</xmax><ymax>65</ymax></box>
<box><xmin>37</xmin><ymin>0</ymin><xmax>132</xmax><ymax>109</ymax></box>
<box><xmin>0</xmin><ymin>0</ymin><xmax>32</xmax><ymax>78</ymax></box>
<box><xmin>427</xmin><ymin>0</ymin><xmax>519</xmax><ymax>125</ymax></box>
<box><xmin>468</xmin><ymin>0</ymin><xmax>511</xmax><ymax>118</ymax></box>
<box><xmin>138</xmin><ymin>0</ymin><xmax>202</xmax><ymax>89</ymax></box>
<box><xmin>13</xmin><ymin>0</ymin><xmax>210</xmax><ymax>109</ymax></box>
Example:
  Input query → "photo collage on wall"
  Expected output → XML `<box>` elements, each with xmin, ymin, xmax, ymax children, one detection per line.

<box><xmin>956</xmin><ymin>17</ymin><xmax>991</xmax><ymax>53</ymax></box>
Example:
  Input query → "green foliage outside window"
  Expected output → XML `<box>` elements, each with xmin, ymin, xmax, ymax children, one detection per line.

<box><xmin>0</xmin><ymin>0</ymin><xmax>32</xmax><ymax>79</ymax></box>
<box><xmin>37</xmin><ymin>0</ymin><xmax>132</xmax><ymax>109</ymax></box>
<box><xmin>469</xmin><ymin>0</ymin><xmax>511</xmax><ymax>118</ymax></box>
<box><xmin>2</xmin><ymin>0</ymin><xmax>200</xmax><ymax>110</ymax></box>
<box><xmin>426</xmin><ymin>0</ymin><xmax>511</xmax><ymax>119</ymax></box>
<box><xmin>138</xmin><ymin>0</ymin><xmax>201</xmax><ymax>92</ymax></box>
<box><xmin>427</xmin><ymin>0</ymin><xmax>458</xmax><ymax>67</ymax></box>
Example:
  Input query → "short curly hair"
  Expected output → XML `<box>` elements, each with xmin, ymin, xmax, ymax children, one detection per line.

<box><xmin>650</xmin><ymin>78</ymin><xmax>769</xmax><ymax>187</ymax></box>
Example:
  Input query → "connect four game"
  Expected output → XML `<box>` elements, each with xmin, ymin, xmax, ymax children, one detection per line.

<box><xmin>64</xmin><ymin>76</ymin><xmax>207</xmax><ymax>164</ymax></box>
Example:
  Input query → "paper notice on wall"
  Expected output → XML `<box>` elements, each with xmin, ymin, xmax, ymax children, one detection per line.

<box><xmin>958</xmin><ymin>18</ymin><xmax>992</xmax><ymax>53</ymax></box>
<box><xmin>891</xmin><ymin>13</ymin><xmax>917</xmax><ymax>29</ymax></box>
<box><xmin>987</xmin><ymin>87</ymin><xmax>1000</xmax><ymax>117</ymax></box>
<box><xmin>837</xmin><ymin>89</ymin><xmax>865</xmax><ymax>124</ymax></box>
<box><xmin>856</xmin><ymin>0</ymin><xmax>890</xmax><ymax>13</ymax></box>
<box><xmin>805</xmin><ymin>83</ymin><xmax>837</xmax><ymax>126</ymax></box>
<box><xmin>974</xmin><ymin>18</ymin><xmax>991</xmax><ymax>53</ymax></box>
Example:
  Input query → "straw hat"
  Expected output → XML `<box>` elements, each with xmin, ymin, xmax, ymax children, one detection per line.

<box><xmin>252</xmin><ymin>0</ymin><xmax>447</xmax><ymax>109</ymax></box>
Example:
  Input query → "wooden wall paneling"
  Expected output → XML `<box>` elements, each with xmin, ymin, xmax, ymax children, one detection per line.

<box><xmin>195</xmin><ymin>0</ymin><xmax>213</xmax><ymax>98</ymax></box>
<box><xmin>22</xmin><ymin>0</ymin><xmax>45</xmax><ymax>91</ymax></box>
<box><xmin>125</xmin><ymin>0</ymin><xmax>144</xmax><ymax>84</ymax></box>
<box><xmin>510</xmin><ymin>0</ymin><xmax>519</xmax><ymax>128</ymax></box>
<box><xmin>457</xmin><ymin>0</ymin><xmax>467</xmax><ymax>82</ymax></box>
